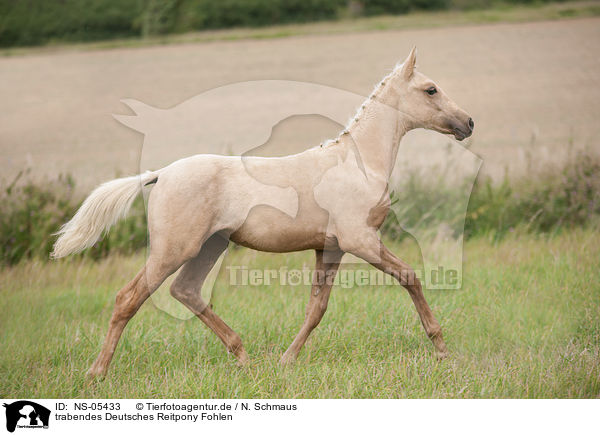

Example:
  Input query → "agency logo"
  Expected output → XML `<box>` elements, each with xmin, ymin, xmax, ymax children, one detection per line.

<box><xmin>2</xmin><ymin>401</ymin><xmax>50</xmax><ymax>432</ymax></box>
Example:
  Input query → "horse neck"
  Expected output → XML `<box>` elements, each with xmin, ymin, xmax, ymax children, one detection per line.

<box><xmin>343</xmin><ymin>79</ymin><xmax>410</xmax><ymax>180</ymax></box>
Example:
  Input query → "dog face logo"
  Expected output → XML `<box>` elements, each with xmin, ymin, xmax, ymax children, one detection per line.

<box><xmin>2</xmin><ymin>401</ymin><xmax>50</xmax><ymax>432</ymax></box>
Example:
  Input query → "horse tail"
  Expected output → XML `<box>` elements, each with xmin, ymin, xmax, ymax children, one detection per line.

<box><xmin>51</xmin><ymin>171</ymin><xmax>159</xmax><ymax>258</ymax></box>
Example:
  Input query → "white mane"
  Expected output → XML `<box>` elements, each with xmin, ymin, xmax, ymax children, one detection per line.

<box><xmin>321</xmin><ymin>63</ymin><xmax>405</xmax><ymax>147</ymax></box>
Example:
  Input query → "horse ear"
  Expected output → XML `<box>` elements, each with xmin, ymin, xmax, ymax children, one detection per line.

<box><xmin>400</xmin><ymin>46</ymin><xmax>417</xmax><ymax>80</ymax></box>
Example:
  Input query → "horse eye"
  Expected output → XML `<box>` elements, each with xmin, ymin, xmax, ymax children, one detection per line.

<box><xmin>426</xmin><ymin>87</ymin><xmax>437</xmax><ymax>95</ymax></box>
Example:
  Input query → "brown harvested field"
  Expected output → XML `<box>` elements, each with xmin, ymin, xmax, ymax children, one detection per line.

<box><xmin>1</xmin><ymin>17</ymin><xmax>599</xmax><ymax>188</ymax></box>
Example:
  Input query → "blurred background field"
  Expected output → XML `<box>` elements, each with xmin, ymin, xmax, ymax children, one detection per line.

<box><xmin>0</xmin><ymin>0</ymin><xmax>599</xmax><ymax>398</ymax></box>
<box><xmin>2</xmin><ymin>0</ymin><xmax>598</xmax><ymax>48</ymax></box>
<box><xmin>2</xmin><ymin>3</ymin><xmax>599</xmax><ymax>188</ymax></box>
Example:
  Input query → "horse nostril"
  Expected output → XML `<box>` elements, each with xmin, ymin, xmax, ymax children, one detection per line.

<box><xmin>468</xmin><ymin>118</ymin><xmax>474</xmax><ymax>130</ymax></box>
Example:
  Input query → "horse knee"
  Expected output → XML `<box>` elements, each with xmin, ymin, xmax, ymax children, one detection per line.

<box><xmin>305</xmin><ymin>315</ymin><xmax>320</xmax><ymax>331</ymax></box>
<box><xmin>317</xmin><ymin>299</ymin><xmax>329</xmax><ymax>316</ymax></box>
<box><xmin>305</xmin><ymin>301</ymin><xmax>328</xmax><ymax>329</ymax></box>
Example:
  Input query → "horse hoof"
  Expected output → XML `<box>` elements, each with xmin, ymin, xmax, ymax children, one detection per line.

<box><xmin>279</xmin><ymin>353</ymin><xmax>296</xmax><ymax>366</ymax></box>
<box><xmin>434</xmin><ymin>350</ymin><xmax>449</xmax><ymax>361</ymax></box>
<box><xmin>236</xmin><ymin>352</ymin><xmax>250</xmax><ymax>367</ymax></box>
<box><xmin>85</xmin><ymin>366</ymin><xmax>107</xmax><ymax>380</ymax></box>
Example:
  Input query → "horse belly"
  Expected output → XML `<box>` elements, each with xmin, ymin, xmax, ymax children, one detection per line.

<box><xmin>229</xmin><ymin>205</ymin><xmax>335</xmax><ymax>253</ymax></box>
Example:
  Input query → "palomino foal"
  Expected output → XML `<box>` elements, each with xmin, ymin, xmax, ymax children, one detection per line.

<box><xmin>53</xmin><ymin>48</ymin><xmax>473</xmax><ymax>377</ymax></box>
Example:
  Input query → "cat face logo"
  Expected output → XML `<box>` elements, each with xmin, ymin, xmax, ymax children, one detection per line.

<box><xmin>3</xmin><ymin>401</ymin><xmax>50</xmax><ymax>432</ymax></box>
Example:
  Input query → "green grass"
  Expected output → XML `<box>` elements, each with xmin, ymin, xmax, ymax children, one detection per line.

<box><xmin>2</xmin><ymin>1</ymin><xmax>599</xmax><ymax>56</ymax></box>
<box><xmin>1</xmin><ymin>228</ymin><xmax>598</xmax><ymax>398</ymax></box>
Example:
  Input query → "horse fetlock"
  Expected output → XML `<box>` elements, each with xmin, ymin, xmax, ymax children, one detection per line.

<box><xmin>431</xmin><ymin>333</ymin><xmax>448</xmax><ymax>359</ymax></box>
<box><xmin>227</xmin><ymin>333</ymin><xmax>245</xmax><ymax>355</ymax></box>
<box><xmin>427</xmin><ymin>325</ymin><xmax>443</xmax><ymax>340</ymax></box>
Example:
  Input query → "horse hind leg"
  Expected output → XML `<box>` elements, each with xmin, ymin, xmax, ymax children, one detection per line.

<box><xmin>86</xmin><ymin>253</ymin><xmax>183</xmax><ymax>378</ymax></box>
<box><xmin>169</xmin><ymin>233</ymin><xmax>249</xmax><ymax>365</ymax></box>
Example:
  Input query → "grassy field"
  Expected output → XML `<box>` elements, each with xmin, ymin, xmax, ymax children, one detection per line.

<box><xmin>1</xmin><ymin>228</ymin><xmax>598</xmax><ymax>398</ymax></box>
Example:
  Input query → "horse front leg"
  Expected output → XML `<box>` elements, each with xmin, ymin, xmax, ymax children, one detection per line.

<box><xmin>343</xmin><ymin>232</ymin><xmax>448</xmax><ymax>359</ymax></box>
<box><xmin>280</xmin><ymin>249</ymin><xmax>344</xmax><ymax>365</ymax></box>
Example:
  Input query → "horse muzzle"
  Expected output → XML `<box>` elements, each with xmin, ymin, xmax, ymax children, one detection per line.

<box><xmin>452</xmin><ymin>117</ymin><xmax>474</xmax><ymax>141</ymax></box>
